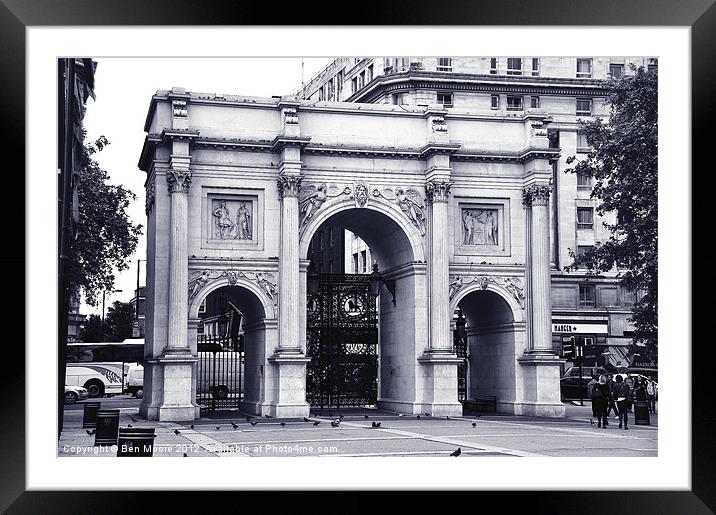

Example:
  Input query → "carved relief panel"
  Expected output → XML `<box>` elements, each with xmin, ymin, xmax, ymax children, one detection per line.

<box><xmin>201</xmin><ymin>189</ymin><xmax>264</xmax><ymax>251</ymax></box>
<box><xmin>454</xmin><ymin>198</ymin><xmax>511</xmax><ymax>257</ymax></box>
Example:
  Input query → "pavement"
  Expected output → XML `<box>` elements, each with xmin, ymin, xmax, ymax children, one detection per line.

<box><xmin>59</xmin><ymin>400</ymin><xmax>657</xmax><ymax>458</ymax></box>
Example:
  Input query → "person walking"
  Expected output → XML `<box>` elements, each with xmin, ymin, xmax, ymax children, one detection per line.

<box><xmin>646</xmin><ymin>379</ymin><xmax>657</xmax><ymax>414</ymax></box>
<box><xmin>635</xmin><ymin>376</ymin><xmax>648</xmax><ymax>402</ymax></box>
<box><xmin>590</xmin><ymin>375</ymin><xmax>611</xmax><ymax>428</ymax></box>
<box><xmin>612</xmin><ymin>374</ymin><xmax>632</xmax><ymax>430</ymax></box>
<box><xmin>606</xmin><ymin>374</ymin><xmax>619</xmax><ymax>420</ymax></box>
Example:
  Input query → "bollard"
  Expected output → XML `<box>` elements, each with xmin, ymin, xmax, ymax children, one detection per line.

<box><xmin>117</xmin><ymin>427</ymin><xmax>155</xmax><ymax>457</ymax></box>
<box><xmin>94</xmin><ymin>409</ymin><xmax>120</xmax><ymax>446</ymax></box>
<box><xmin>82</xmin><ymin>402</ymin><xmax>102</xmax><ymax>428</ymax></box>
<box><xmin>633</xmin><ymin>401</ymin><xmax>651</xmax><ymax>425</ymax></box>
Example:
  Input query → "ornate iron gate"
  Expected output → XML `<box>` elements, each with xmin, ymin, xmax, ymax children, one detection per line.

<box><xmin>196</xmin><ymin>334</ymin><xmax>243</xmax><ymax>413</ymax></box>
<box><xmin>454</xmin><ymin>310</ymin><xmax>468</xmax><ymax>402</ymax></box>
<box><xmin>306</xmin><ymin>274</ymin><xmax>378</xmax><ymax>408</ymax></box>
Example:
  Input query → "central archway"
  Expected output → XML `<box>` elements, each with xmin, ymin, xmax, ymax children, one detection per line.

<box><xmin>299</xmin><ymin>199</ymin><xmax>427</xmax><ymax>413</ymax></box>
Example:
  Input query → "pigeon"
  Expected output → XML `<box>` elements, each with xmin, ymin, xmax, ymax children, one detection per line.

<box><xmin>183</xmin><ymin>453</ymin><xmax>187</xmax><ymax>457</ymax></box>
<box><xmin>450</xmin><ymin>447</ymin><xmax>462</xmax><ymax>457</ymax></box>
<box><xmin>424</xmin><ymin>413</ymin><xmax>431</xmax><ymax>417</ymax></box>
<box><xmin>590</xmin><ymin>419</ymin><xmax>595</xmax><ymax>426</ymax></box>
<box><xmin>190</xmin><ymin>424</ymin><xmax>194</xmax><ymax>429</ymax></box>
<box><xmin>364</xmin><ymin>415</ymin><xmax>369</xmax><ymax>419</ymax></box>
<box><xmin>231</xmin><ymin>421</ymin><xmax>239</xmax><ymax>429</ymax></box>
<box><xmin>472</xmin><ymin>422</ymin><xmax>477</xmax><ymax>428</ymax></box>
<box><xmin>416</xmin><ymin>415</ymin><xmax>421</xmax><ymax>419</ymax></box>
<box><xmin>174</xmin><ymin>429</ymin><xmax>181</xmax><ymax>435</ymax></box>
<box><xmin>446</xmin><ymin>416</ymin><xmax>450</xmax><ymax>420</ymax></box>
<box><xmin>264</xmin><ymin>414</ymin><xmax>271</xmax><ymax>418</ymax></box>
<box><xmin>250</xmin><ymin>421</ymin><xmax>258</xmax><ymax>426</ymax></box>
<box><xmin>371</xmin><ymin>421</ymin><xmax>381</xmax><ymax>428</ymax></box>
<box><xmin>127</xmin><ymin>424</ymin><xmax>133</xmax><ymax>428</ymax></box>
<box><xmin>303</xmin><ymin>417</ymin><xmax>311</xmax><ymax>423</ymax></box>
<box><xmin>331</xmin><ymin>421</ymin><xmax>339</xmax><ymax>428</ymax></box>
<box><xmin>280</xmin><ymin>422</ymin><xmax>286</xmax><ymax>427</ymax></box>
<box><xmin>313</xmin><ymin>421</ymin><xmax>320</xmax><ymax>426</ymax></box>
<box><xmin>86</xmin><ymin>429</ymin><xmax>95</xmax><ymax>435</ymax></box>
<box><xmin>215</xmin><ymin>426</ymin><xmax>221</xmax><ymax>430</ymax></box>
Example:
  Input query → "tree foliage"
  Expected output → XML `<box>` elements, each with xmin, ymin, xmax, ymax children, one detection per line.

<box><xmin>68</xmin><ymin>136</ymin><xmax>143</xmax><ymax>305</ymax></box>
<box><xmin>104</xmin><ymin>300</ymin><xmax>135</xmax><ymax>341</ymax></box>
<box><xmin>564</xmin><ymin>66</ymin><xmax>657</xmax><ymax>356</ymax></box>
<box><xmin>78</xmin><ymin>314</ymin><xmax>108</xmax><ymax>342</ymax></box>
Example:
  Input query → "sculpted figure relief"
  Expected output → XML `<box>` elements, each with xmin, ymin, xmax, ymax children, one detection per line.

<box><xmin>299</xmin><ymin>184</ymin><xmax>352</xmax><ymax>228</ymax></box>
<box><xmin>213</xmin><ymin>200</ymin><xmax>235</xmax><ymax>239</ymax></box>
<box><xmin>211</xmin><ymin>199</ymin><xmax>253</xmax><ymax>240</ymax></box>
<box><xmin>372</xmin><ymin>187</ymin><xmax>426</xmax><ymax>236</ymax></box>
<box><xmin>462</xmin><ymin>208</ymin><xmax>498</xmax><ymax>246</ymax></box>
<box><xmin>236</xmin><ymin>202</ymin><xmax>252</xmax><ymax>240</ymax></box>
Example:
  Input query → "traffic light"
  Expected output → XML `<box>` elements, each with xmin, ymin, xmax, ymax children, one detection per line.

<box><xmin>562</xmin><ymin>338</ymin><xmax>575</xmax><ymax>361</ymax></box>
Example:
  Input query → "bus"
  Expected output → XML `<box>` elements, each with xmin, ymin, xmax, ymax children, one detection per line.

<box><xmin>65</xmin><ymin>339</ymin><xmax>144</xmax><ymax>398</ymax></box>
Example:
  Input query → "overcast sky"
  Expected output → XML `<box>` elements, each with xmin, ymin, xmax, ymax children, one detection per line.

<box><xmin>80</xmin><ymin>57</ymin><xmax>334</xmax><ymax>316</ymax></box>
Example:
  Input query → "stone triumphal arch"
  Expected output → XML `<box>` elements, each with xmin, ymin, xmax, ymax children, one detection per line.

<box><xmin>138</xmin><ymin>88</ymin><xmax>565</xmax><ymax>421</ymax></box>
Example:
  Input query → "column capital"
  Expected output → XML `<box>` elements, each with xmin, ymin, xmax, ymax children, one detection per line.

<box><xmin>277</xmin><ymin>174</ymin><xmax>303</xmax><ymax>198</ymax></box>
<box><xmin>522</xmin><ymin>184</ymin><xmax>551</xmax><ymax>206</ymax></box>
<box><xmin>166</xmin><ymin>169</ymin><xmax>192</xmax><ymax>193</ymax></box>
<box><xmin>425</xmin><ymin>179</ymin><xmax>453</xmax><ymax>203</ymax></box>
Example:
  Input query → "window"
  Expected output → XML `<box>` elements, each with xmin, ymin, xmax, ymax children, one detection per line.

<box><xmin>360</xmin><ymin>250</ymin><xmax>367</xmax><ymax>273</ymax></box>
<box><xmin>532</xmin><ymin>58</ymin><xmax>540</xmax><ymax>76</ymax></box>
<box><xmin>576</xmin><ymin>245</ymin><xmax>593</xmax><ymax>258</ymax></box>
<box><xmin>577</xmin><ymin>207</ymin><xmax>594</xmax><ymax>229</ymax></box>
<box><xmin>391</xmin><ymin>93</ymin><xmax>404</xmax><ymax>105</ymax></box>
<box><xmin>577</xmin><ymin>131</ymin><xmax>590</xmax><ymax>150</ymax></box>
<box><xmin>437</xmin><ymin>57</ymin><xmax>453</xmax><ymax>71</ymax></box>
<box><xmin>327</xmin><ymin>78</ymin><xmax>334</xmax><ymax>100</ymax></box>
<box><xmin>336</xmin><ymin>71</ymin><xmax>343</xmax><ymax>97</ymax></box>
<box><xmin>367</xmin><ymin>64</ymin><xmax>373</xmax><ymax>82</ymax></box>
<box><xmin>198</xmin><ymin>298</ymin><xmax>206</xmax><ymax>314</ymax></box>
<box><xmin>353</xmin><ymin>253</ymin><xmax>359</xmax><ymax>273</ymax></box>
<box><xmin>577</xmin><ymin>172</ymin><xmax>592</xmax><ymax>189</ymax></box>
<box><xmin>530</xmin><ymin>96</ymin><xmax>540</xmax><ymax>109</ymax></box>
<box><xmin>576</xmin><ymin>98</ymin><xmax>593</xmax><ymax>116</ymax></box>
<box><xmin>490</xmin><ymin>58</ymin><xmax>497</xmax><ymax>74</ymax></box>
<box><xmin>351</xmin><ymin>77</ymin><xmax>357</xmax><ymax>95</ymax></box>
<box><xmin>358</xmin><ymin>71</ymin><xmax>365</xmax><ymax>89</ymax></box>
<box><xmin>507</xmin><ymin>95</ymin><xmax>523</xmax><ymax>110</ymax></box>
<box><xmin>579</xmin><ymin>285</ymin><xmax>596</xmax><ymax>307</ymax></box>
<box><xmin>577</xmin><ymin>58</ymin><xmax>592</xmax><ymax>78</ymax></box>
<box><xmin>609</xmin><ymin>63</ymin><xmax>624</xmax><ymax>78</ymax></box>
<box><xmin>437</xmin><ymin>92</ymin><xmax>453</xmax><ymax>107</ymax></box>
<box><xmin>491</xmin><ymin>94</ymin><xmax>500</xmax><ymax>109</ymax></box>
<box><xmin>507</xmin><ymin>58</ymin><xmax>522</xmax><ymax>75</ymax></box>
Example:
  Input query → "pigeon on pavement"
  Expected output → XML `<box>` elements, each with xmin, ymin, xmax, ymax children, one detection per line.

<box><xmin>86</xmin><ymin>429</ymin><xmax>95</xmax><ymax>435</ymax></box>
<box><xmin>313</xmin><ymin>421</ymin><xmax>320</xmax><ymax>426</ymax></box>
<box><xmin>450</xmin><ymin>447</ymin><xmax>462</xmax><ymax>457</ymax></box>
<box><xmin>472</xmin><ymin>422</ymin><xmax>477</xmax><ymax>428</ymax></box>
<box><xmin>190</xmin><ymin>424</ymin><xmax>194</xmax><ymax>429</ymax></box>
<box><xmin>250</xmin><ymin>421</ymin><xmax>258</xmax><ymax>426</ymax></box>
<box><xmin>303</xmin><ymin>417</ymin><xmax>311</xmax><ymax>423</ymax></box>
<box><xmin>174</xmin><ymin>429</ymin><xmax>181</xmax><ymax>435</ymax></box>
<box><xmin>280</xmin><ymin>422</ymin><xmax>286</xmax><ymax>427</ymax></box>
<box><xmin>231</xmin><ymin>421</ymin><xmax>239</xmax><ymax>429</ymax></box>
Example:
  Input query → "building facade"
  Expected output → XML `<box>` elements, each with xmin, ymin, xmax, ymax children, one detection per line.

<box><xmin>300</xmin><ymin>56</ymin><xmax>653</xmax><ymax>374</ymax></box>
<box><xmin>138</xmin><ymin>82</ymin><xmax>566</xmax><ymax>421</ymax></box>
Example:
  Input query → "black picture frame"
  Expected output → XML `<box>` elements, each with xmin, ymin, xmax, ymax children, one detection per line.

<box><xmin>3</xmin><ymin>0</ymin><xmax>712</xmax><ymax>512</ymax></box>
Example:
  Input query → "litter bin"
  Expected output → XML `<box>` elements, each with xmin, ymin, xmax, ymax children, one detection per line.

<box><xmin>117</xmin><ymin>427</ymin><xmax>155</xmax><ymax>457</ymax></box>
<box><xmin>634</xmin><ymin>401</ymin><xmax>651</xmax><ymax>425</ymax></box>
<box><xmin>82</xmin><ymin>402</ymin><xmax>101</xmax><ymax>428</ymax></box>
<box><xmin>94</xmin><ymin>409</ymin><xmax>120</xmax><ymax>446</ymax></box>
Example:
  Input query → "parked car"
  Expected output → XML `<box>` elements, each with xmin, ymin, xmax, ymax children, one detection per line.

<box><xmin>64</xmin><ymin>385</ymin><xmax>89</xmax><ymax>404</ymax></box>
<box><xmin>125</xmin><ymin>364</ymin><xmax>144</xmax><ymax>398</ymax></box>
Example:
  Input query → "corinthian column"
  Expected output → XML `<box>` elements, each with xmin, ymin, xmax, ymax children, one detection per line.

<box><xmin>165</xmin><ymin>169</ymin><xmax>192</xmax><ymax>353</ymax></box>
<box><xmin>426</xmin><ymin>179</ymin><xmax>453</xmax><ymax>351</ymax></box>
<box><xmin>523</xmin><ymin>184</ymin><xmax>552</xmax><ymax>353</ymax></box>
<box><xmin>277</xmin><ymin>173</ymin><xmax>302</xmax><ymax>352</ymax></box>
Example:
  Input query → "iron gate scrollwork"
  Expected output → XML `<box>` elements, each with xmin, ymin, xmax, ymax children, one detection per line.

<box><xmin>307</xmin><ymin>274</ymin><xmax>378</xmax><ymax>408</ymax></box>
<box><xmin>454</xmin><ymin>310</ymin><xmax>468</xmax><ymax>403</ymax></box>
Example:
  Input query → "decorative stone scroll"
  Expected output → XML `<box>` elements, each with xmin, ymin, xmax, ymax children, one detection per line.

<box><xmin>448</xmin><ymin>274</ymin><xmax>525</xmax><ymax>308</ymax></box>
<box><xmin>172</xmin><ymin>100</ymin><xmax>187</xmax><ymax>118</ymax></box>
<box><xmin>522</xmin><ymin>184</ymin><xmax>551</xmax><ymax>206</ymax></box>
<box><xmin>188</xmin><ymin>269</ymin><xmax>278</xmax><ymax>306</ymax></box>
<box><xmin>166</xmin><ymin>169</ymin><xmax>192</xmax><ymax>193</ymax></box>
<box><xmin>284</xmin><ymin>107</ymin><xmax>299</xmax><ymax>125</ymax></box>
<box><xmin>145</xmin><ymin>178</ymin><xmax>156</xmax><ymax>215</ymax></box>
<box><xmin>425</xmin><ymin>180</ymin><xmax>452</xmax><ymax>204</ymax></box>
<box><xmin>531</xmin><ymin>121</ymin><xmax>548</xmax><ymax>138</ymax></box>
<box><xmin>277</xmin><ymin>174</ymin><xmax>302</xmax><ymax>198</ymax></box>
<box><xmin>372</xmin><ymin>187</ymin><xmax>427</xmax><ymax>236</ymax></box>
<box><xmin>432</xmin><ymin>115</ymin><xmax>448</xmax><ymax>133</ymax></box>
<box><xmin>298</xmin><ymin>183</ymin><xmax>352</xmax><ymax>228</ymax></box>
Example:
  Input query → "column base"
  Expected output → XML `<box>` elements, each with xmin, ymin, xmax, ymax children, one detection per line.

<box><xmin>139</xmin><ymin>352</ymin><xmax>199</xmax><ymax>422</ymax></box>
<box><xmin>417</xmin><ymin>351</ymin><xmax>463</xmax><ymax>417</ymax></box>
<box><xmin>266</xmin><ymin>352</ymin><xmax>312</xmax><ymax>418</ymax></box>
<box><xmin>517</xmin><ymin>352</ymin><xmax>566</xmax><ymax>418</ymax></box>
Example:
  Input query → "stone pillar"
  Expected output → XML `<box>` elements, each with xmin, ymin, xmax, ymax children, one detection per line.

<box><xmin>518</xmin><ymin>183</ymin><xmax>565</xmax><ymax>418</ymax></box>
<box><xmin>418</xmin><ymin>178</ymin><xmax>462</xmax><ymax>417</ymax></box>
<box><xmin>276</xmin><ymin>174</ymin><xmax>302</xmax><ymax>352</ymax></box>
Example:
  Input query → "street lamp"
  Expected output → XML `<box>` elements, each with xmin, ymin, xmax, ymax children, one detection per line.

<box><xmin>102</xmin><ymin>289</ymin><xmax>123</xmax><ymax>321</ymax></box>
<box><xmin>368</xmin><ymin>263</ymin><xmax>396</xmax><ymax>305</ymax></box>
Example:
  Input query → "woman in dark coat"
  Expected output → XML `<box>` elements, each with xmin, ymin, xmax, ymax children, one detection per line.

<box><xmin>591</xmin><ymin>375</ymin><xmax>612</xmax><ymax>428</ymax></box>
<box><xmin>612</xmin><ymin>374</ymin><xmax>632</xmax><ymax>429</ymax></box>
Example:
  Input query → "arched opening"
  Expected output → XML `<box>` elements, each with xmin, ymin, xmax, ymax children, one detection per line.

<box><xmin>192</xmin><ymin>284</ymin><xmax>269</xmax><ymax>414</ymax></box>
<box><xmin>457</xmin><ymin>289</ymin><xmax>519</xmax><ymax>411</ymax></box>
<box><xmin>300</xmin><ymin>205</ymin><xmax>424</xmax><ymax>412</ymax></box>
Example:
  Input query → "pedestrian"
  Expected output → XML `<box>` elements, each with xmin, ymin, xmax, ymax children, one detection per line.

<box><xmin>612</xmin><ymin>374</ymin><xmax>632</xmax><ymax>430</ymax></box>
<box><xmin>634</xmin><ymin>376</ymin><xmax>647</xmax><ymax>402</ymax></box>
<box><xmin>646</xmin><ymin>379</ymin><xmax>657</xmax><ymax>414</ymax></box>
<box><xmin>587</xmin><ymin>375</ymin><xmax>599</xmax><ymax>405</ymax></box>
<box><xmin>606</xmin><ymin>374</ymin><xmax>619</xmax><ymax>420</ymax></box>
<box><xmin>590</xmin><ymin>375</ymin><xmax>611</xmax><ymax>428</ymax></box>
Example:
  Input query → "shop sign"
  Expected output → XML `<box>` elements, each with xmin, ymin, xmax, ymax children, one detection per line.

<box><xmin>552</xmin><ymin>323</ymin><xmax>608</xmax><ymax>334</ymax></box>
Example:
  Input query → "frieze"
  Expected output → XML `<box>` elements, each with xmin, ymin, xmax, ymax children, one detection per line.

<box><xmin>448</xmin><ymin>274</ymin><xmax>525</xmax><ymax>308</ymax></box>
<box><xmin>188</xmin><ymin>269</ymin><xmax>278</xmax><ymax>306</ymax></box>
<box><xmin>522</xmin><ymin>184</ymin><xmax>551</xmax><ymax>206</ymax></box>
<box><xmin>277</xmin><ymin>174</ymin><xmax>303</xmax><ymax>198</ymax></box>
<box><xmin>298</xmin><ymin>183</ymin><xmax>352</xmax><ymax>228</ymax></box>
<box><xmin>166</xmin><ymin>169</ymin><xmax>192</xmax><ymax>193</ymax></box>
<box><xmin>372</xmin><ymin>187</ymin><xmax>426</xmax><ymax>236</ymax></box>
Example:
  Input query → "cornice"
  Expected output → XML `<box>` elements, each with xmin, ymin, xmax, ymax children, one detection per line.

<box><xmin>419</xmin><ymin>143</ymin><xmax>462</xmax><ymax>160</ymax></box>
<box><xmin>518</xmin><ymin>147</ymin><xmax>562</xmax><ymax>163</ymax></box>
<box><xmin>138</xmin><ymin>133</ymin><xmax>163</xmax><ymax>172</ymax></box>
<box><xmin>271</xmin><ymin>135</ymin><xmax>312</xmax><ymax>152</ymax></box>
<box><xmin>160</xmin><ymin>128</ymin><xmax>201</xmax><ymax>143</ymax></box>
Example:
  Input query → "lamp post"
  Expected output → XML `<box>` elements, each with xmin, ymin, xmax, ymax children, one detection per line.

<box><xmin>102</xmin><ymin>289</ymin><xmax>123</xmax><ymax>322</ymax></box>
<box><xmin>368</xmin><ymin>263</ymin><xmax>396</xmax><ymax>305</ymax></box>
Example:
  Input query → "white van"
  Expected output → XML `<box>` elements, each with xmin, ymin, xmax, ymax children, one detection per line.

<box><xmin>125</xmin><ymin>364</ymin><xmax>144</xmax><ymax>398</ymax></box>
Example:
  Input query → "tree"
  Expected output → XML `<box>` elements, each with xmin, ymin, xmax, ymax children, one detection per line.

<box><xmin>68</xmin><ymin>136</ymin><xmax>143</xmax><ymax>306</ymax></box>
<box><xmin>104</xmin><ymin>300</ymin><xmax>135</xmax><ymax>341</ymax></box>
<box><xmin>564</xmin><ymin>66</ymin><xmax>657</xmax><ymax>360</ymax></box>
<box><xmin>79</xmin><ymin>314</ymin><xmax>109</xmax><ymax>342</ymax></box>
